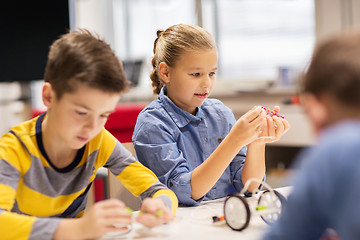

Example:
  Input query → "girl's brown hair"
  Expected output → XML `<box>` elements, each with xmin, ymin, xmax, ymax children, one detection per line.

<box><xmin>303</xmin><ymin>32</ymin><xmax>360</xmax><ymax>107</ymax></box>
<box><xmin>150</xmin><ymin>24</ymin><xmax>216</xmax><ymax>94</ymax></box>
<box><xmin>44</xmin><ymin>29</ymin><xmax>128</xmax><ymax>99</ymax></box>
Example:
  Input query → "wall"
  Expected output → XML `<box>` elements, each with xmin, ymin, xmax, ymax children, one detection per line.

<box><xmin>75</xmin><ymin>0</ymin><xmax>115</xmax><ymax>47</ymax></box>
<box><xmin>315</xmin><ymin>0</ymin><xmax>360</xmax><ymax>41</ymax></box>
<box><xmin>0</xmin><ymin>83</ymin><xmax>26</xmax><ymax>135</ymax></box>
<box><xmin>3</xmin><ymin>0</ymin><xmax>360</xmax><ymax>137</ymax></box>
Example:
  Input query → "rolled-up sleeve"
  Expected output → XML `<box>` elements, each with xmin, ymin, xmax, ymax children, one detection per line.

<box><xmin>133</xmin><ymin>120</ymin><xmax>202</xmax><ymax>206</ymax></box>
<box><xmin>230</xmin><ymin>147</ymin><xmax>247</xmax><ymax>191</ymax></box>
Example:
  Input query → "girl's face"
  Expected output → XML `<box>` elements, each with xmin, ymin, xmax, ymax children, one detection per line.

<box><xmin>161</xmin><ymin>49</ymin><xmax>218</xmax><ymax>115</ymax></box>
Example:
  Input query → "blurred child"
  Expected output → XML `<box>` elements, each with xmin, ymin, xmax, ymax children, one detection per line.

<box><xmin>0</xmin><ymin>29</ymin><xmax>177</xmax><ymax>240</ymax></box>
<box><xmin>132</xmin><ymin>24</ymin><xmax>290</xmax><ymax>206</ymax></box>
<box><xmin>263</xmin><ymin>32</ymin><xmax>360</xmax><ymax>239</ymax></box>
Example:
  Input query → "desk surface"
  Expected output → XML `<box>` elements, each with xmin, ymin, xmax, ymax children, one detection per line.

<box><xmin>100</xmin><ymin>187</ymin><xmax>293</xmax><ymax>240</ymax></box>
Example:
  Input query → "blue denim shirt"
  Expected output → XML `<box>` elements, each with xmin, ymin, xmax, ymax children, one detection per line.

<box><xmin>132</xmin><ymin>87</ymin><xmax>247</xmax><ymax>206</ymax></box>
<box><xmin>263</xmin><ymin>120</ymin><xmax>360</xmax><ymax>240</ymax></box>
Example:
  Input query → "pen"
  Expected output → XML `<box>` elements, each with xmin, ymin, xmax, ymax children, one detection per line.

<box><xmin>138</xmin><ymin>210</ymin><xmax>163</xmax><ymax>217</ymax></box>
<box><xmin>126</xmin><ymin>207</ymin><xmax>163</xmax><ymax>217</ymax></box>
<box><xmin>126</xmin><ymin>207</ymin><xmax>134</xmax><ymax>213</ymax></box>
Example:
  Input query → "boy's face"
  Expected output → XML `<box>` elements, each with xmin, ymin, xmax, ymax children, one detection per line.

<box><xmin>160</xmin><ymin>49</ymin><xmax>218</xmax><ymax>115</ymax></box>
<box><xmin>43</xmin><ymin>83</ymin><xmax>121</xmax><ymax>150</ymax></box>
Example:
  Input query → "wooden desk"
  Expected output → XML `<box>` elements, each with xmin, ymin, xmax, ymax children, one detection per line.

<box><xmin>99</xmin><ymin>187</ymin><xmax>293</xmax><ymax>240</ymax></box>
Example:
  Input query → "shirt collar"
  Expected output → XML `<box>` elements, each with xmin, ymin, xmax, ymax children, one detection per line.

<box><xmin>159</xmin><ymin>87</ymin><xmax>205</xmax><ymax>128</ymax></box>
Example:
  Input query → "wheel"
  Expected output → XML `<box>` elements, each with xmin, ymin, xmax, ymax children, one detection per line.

<box><xmin>257</xmin><ymin>190</ymin><xmax>287</xmax><ymax>225</ymax></box>
<box><xmin>224</xmin><ymin>195</ymin><xmax>251</xmax><ymax>231</ymax></box>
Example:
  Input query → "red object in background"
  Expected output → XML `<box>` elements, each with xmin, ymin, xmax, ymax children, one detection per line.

<box><xmin>104</xmin><ymin>104</ymin><xmax>145</xmax><ymax>142</ymax></box>
<box><xmin>290</xmin><ymin>95</ymin><xmax>301</xmax><ymax>105</ymax></box>
<box><xmin>31</xmin><ymin>104</ymin><xmax>145</xmax><ymax>143</ymax></box>
<box><xmin>31</xmin><ymin>108</ymin><xmax>47</xmax><ymax>119</ymax></box>
<box><xmin>93</xmin><ymin>177</ymin><xmax>106</xmax><ymax>202</ymax></box>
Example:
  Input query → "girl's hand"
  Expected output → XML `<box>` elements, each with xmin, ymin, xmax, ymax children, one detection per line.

<box><xmin>252</xmin><ymin>106</ymin><xmax>290</xmax><ymax>144</ymax></box>
<box><xmin>136</xmin><ymin>198</ymin><xmax>173</xmax><ymax>228</ymax></box>
<box><xmin>78</xmin><ymin>199</ymin><xmax>132</xmax><ymax>239</ymax></box>
<box><xmin>231</xmin><ymin>106</ymin><xmax>267</xmax><ymax>146</ymax></box>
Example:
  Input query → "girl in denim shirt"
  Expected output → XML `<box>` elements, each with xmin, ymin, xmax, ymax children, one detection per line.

<box><xmin>133</xmin><ymin>24</ymin><xmax>290</xmax><ymax>206</ymax></box>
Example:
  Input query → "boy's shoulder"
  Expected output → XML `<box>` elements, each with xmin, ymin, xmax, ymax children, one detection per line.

<box><xmin>0</xmin><ymin>117</ymin><xmax>38</xmax><ymax>167</ymax></box>
<box><xmin>5</xmin><ymin>117</ymin><xmax>37</xmax><ymax>142</ymax></box>
<box><xmin>295</xmin><ymin>120</ymin><xmax>360</xmax><ymax>192</ymax></box>
<box><xmin>306</xmin><ymin>120</ymin><xmax>360</xmax><ymax>169</ymax></box>
<box><xmin>320</xmin><ymin>120</ymin><xmax>360</xmax><ymax>147</ymax></box>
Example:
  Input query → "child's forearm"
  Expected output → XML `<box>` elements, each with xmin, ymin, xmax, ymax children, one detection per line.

<box><xmin>191</xmin><ymin>107</ymin><xmax>267</xmax><ymax>200</ymax></box>
<box><xmin>241</xmin><ymin>143</ymin><xmax>266</xmax><ymax>192</ymax></box>
<box><xmin>191</xmin><ymin>131</ymin><xmax>246</xmax><ymax>200</ymax></box>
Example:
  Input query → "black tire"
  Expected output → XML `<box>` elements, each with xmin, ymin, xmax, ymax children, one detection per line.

<box><xmin>258</xmin><ymin>190</ymin><xmax>287</xmax><ymax>225</ymax></box>
<box><xmin>224</xmin><ymin>195</ymin><xmax>251</xmax><ymax>231</ymax></box>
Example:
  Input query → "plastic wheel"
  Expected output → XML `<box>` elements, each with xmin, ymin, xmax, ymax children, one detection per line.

<box><xmin>257</xmin><ymin>190</ymin><xmax>287</xmax><ymax>225</ymax></box>
<box><xmin>224</xmin><ymin>195</ymin><xmax>251</xmax><ymax>231</ymax></box>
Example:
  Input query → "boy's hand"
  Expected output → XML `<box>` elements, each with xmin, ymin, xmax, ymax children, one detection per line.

<box><xmin>78</xmin><ymin>199</ymin><xmax>132</xmax><ymax>239</ymax></box>
<box><xmin>136</xmin><ymin>198</ymin><xmax>173</xmax><ymax>228</ymax></box>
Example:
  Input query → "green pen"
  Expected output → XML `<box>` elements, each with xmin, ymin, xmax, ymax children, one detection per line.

<box><xmin>125</xmin><ymin>207</ymin><xmax>134</xmax><ymax>213</ymax></box>
<box><xmin>126</xmin><ymin>206</ymin><xmax>163</xmax><ymax>217</ymax></box>
<box><xmin>137</xmin><ymin>210</ymin><xmax>163</xmax><ymax>217</ymax></box>
<box><xmin>155</xmin><ymin>210</ymin><xmax>163</xmax><ymax>217</ymax></box>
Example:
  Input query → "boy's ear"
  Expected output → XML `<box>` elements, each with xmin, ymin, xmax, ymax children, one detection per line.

<box><xmin>303</xmin><ymin>93</ymin><xmax>329</xmax><ymax>133</ymax></box>
<box><xmin>42</xmin><ymin>82</ymin><xmax>55</xmax><ymax>107</ymax></box>
<box><xmin>158</xmin><ymin>62</ymin><xmax>170</xmax><ymax>83</ymax></box>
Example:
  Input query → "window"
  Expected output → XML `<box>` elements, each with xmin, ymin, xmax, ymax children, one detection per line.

<box><xmin>113</xmin><ymin>0</ymin><xmax>197</xmax><ymax>59</ymax></box>
<box><xmin>113</xmin><ymin>0</ymin><xmax>315</xmax><ymax>84</ymax></box>
<box><xmin>202</xmin><ymin>0</ymin><xmax>315</xmax><ymax>81</ymax></box>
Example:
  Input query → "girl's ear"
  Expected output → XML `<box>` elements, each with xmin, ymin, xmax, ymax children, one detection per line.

<box><xmin>158</xmin><ymin>62</ymin><xmax>170</xmax><ymax>83</ymax></box>
<box><xmin>42</xmin><ymin>82</ymin><xmax>55</xmax><ymax>107</ymax></box>
<box><xmin>302</xmin><ymin>93</ymin><xmax>329</xmax><ymax>134</ymax></box>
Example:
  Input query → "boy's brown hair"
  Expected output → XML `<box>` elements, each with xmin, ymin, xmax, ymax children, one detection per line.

<box><xmin>303</xmin><ymin>32</ymin><xmax>360</xmax><ymax>108</ymax></box>
<box><xmin>44</xmin><ymin>29</ymin><xmax>128</xmax><ymax>99</ymax></box>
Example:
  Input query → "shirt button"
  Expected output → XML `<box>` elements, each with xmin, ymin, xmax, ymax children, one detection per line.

<box><xmin>218</xmin><ymin>138</ymin><xmax>222</xmax><ymax>143</ymax></box>
<box><xmin>169</xmin><ymin>182</ymin><xmax>173</xmax><ymax>187</ymax></box>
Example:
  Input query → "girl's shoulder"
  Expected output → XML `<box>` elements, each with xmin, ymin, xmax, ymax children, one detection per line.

<box><xmin>135</xmin><ymin>100</ymin><xmax>175</xmax><ymax>129</ymax></box>
<box><xmin>202</xmin><ymin>98</ymin><xmax>233</xmax><ymax>116</ymax></box>
<box><xmin>203</xmin><ymin>98</ymin><xmax>224</xmax><ymax>106</ymax></box>
<box><xmin>138</xmin><ymin>100</ymin><xmax>168</xmax><ymax>119</ymax></box>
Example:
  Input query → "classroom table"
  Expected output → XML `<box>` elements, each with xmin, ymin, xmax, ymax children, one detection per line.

<box><xmin>99</xmin><ymin>186</ymin><xmax>293</xmax><ymax>240</ymax></box>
